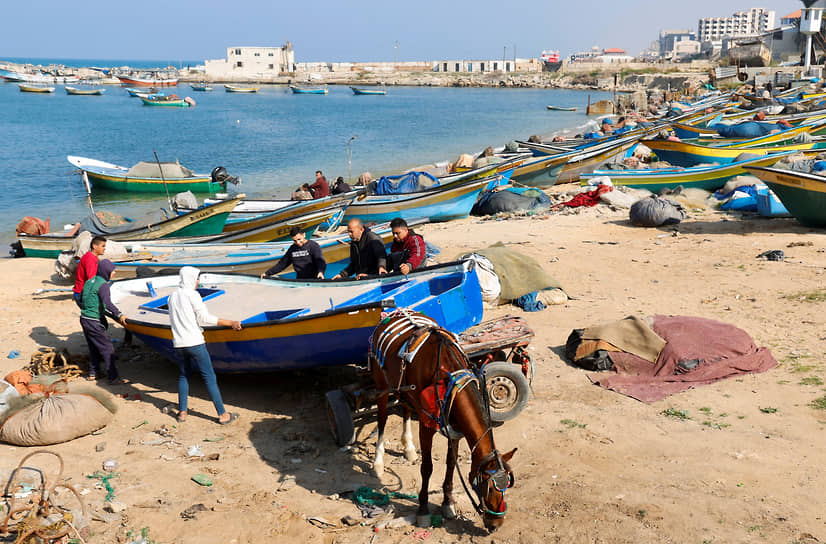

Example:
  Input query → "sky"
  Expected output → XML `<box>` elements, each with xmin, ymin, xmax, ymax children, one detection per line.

<box><xmin>0</xmin><ymin>1</ymin><xmax>805</xmax><ymax>63</ymax></box>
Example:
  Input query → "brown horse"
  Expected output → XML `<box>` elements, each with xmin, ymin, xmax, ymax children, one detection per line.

<box><xmin>369</xmin><ymin>309</ymin><xmax>516</xmax><ymax>532</ymax></box>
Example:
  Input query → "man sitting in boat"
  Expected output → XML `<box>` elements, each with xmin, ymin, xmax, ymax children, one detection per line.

<box><xmin>332</xmin><ymin>218</ymin><xmax>387</xmax><ymax>280</ymax></box>
<box><xmin>260</xmin><ymin>226</ymin><xmax>326</xmax><ymax>280</ymax></box>
<box><xmin>332</xmin><ymin>176</ymin><xmax>351</xmax><ymax>195</ymax></box>
<box><xmin>309</xmin><ymin>170</ymin><xmax>330</xmax><ymax>198</ymax></box>
<box><xmin>387</xmin><ymin>217</ymin><xmax>426</xmax><ymax>275</ymax></box>
<box><xmin>291</xmin><ymin>183</ymin><xmax>313</xmax><ymax>200</ymax></box>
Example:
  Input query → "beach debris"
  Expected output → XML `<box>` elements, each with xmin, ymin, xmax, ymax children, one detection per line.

<box><xmin>278</xmin><ymin>475</ymin><xmax>297</xmax><ymax>491</ymax></box>
<box><xmin>203</xmin><ymin>436</ymin><xmax>225</xmax><ymax>442</ymax></box>
<box><xmin>105</xmin><ymin>499</ymin><xmax>127</xmax><ymax>513</ymax></box>
<box><xmin>342</xmin><ymin>514</ymin><xmax>361</xmax><ymax>526</ymax></box>
<box><xmin>191</xmin><ymin>474</ymin><xmax>213</xmax><ymax>487</ymax></box>
<box><xmin>95</xmin><ymin>441</ymin><xmax>107</xmax><ymax>452</ymax></box>
<box><xmin>180</xmin><ymin>503</ymin><xmax>209</xmax><ymax>520</ymax></box>
<box><xmin>7</xmin><ymin>350</ymin><xmax>20</xmax><ymax>359</ymax></box>
<box><xmin>88</xmin><ymin>470</ymin><xmax>119</xmax><ymax>502</ymax></box>
<box><xmin>788</xmin><ymin>241</ymin><xmax>814</xmax><ymax>248</ymax></box>
<box><xmin>306</xmin><ymin>515</ymin><xmax>336</xmax><ymax>528</ymax></box>
<box><xmin>102</xmin><ymin>459</ymin><xmax>118</xmax><ymax>471</ymax></box>
<box><xmin>132</xmin><ymin>420</ymin><xmax>149</xmax><ymax>430</ymax></box>
<box><xmin>187</xmin><ymin>445</ymin><xmax>205</xmax><ymax>458</ymax></box>
<box><xmin>756</xmin><ymin>250</ymin><xmax>785</xmax><ymax>261</ymax></box>
<box><xmin>26</xmin><ymin>347</ymin><xmax>83</xmax><ymax>380</ymax></box>
<box><xmin>412</xmin><ymin>529</ymin><xmax>432</xmax><ymax>540</ymax></box>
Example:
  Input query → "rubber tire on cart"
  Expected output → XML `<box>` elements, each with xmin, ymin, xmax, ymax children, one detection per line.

<box><xmin>325</xmin><ymin>389</ymin><xmax>355</xmax><ymax>446</ymax></box>
<box><xmin>482</xmin><ymin>361</ymin><xmax>530</xmax><ymax>424</ymax></box>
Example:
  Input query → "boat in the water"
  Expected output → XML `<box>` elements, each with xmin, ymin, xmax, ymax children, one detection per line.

<box><xmin>546</xmin><ymin>105</ymin><xmax>576</xmax><ymax>111</ymax></box>
<box><xmin>581</xmin><ymin>152</ymin><xmax>794</xmax><ymax>192</ymax></box>
<box><xmin>110</xmin><ymin>221</ymin><xmax>403</xmax><ymax>278</ymax></box>
<box><xmin>190</xmin><ymin>83</ymin><xmax>213</xmax><ymax>91</ymax></box>
<box><xmin>16</xmin><ymin>196</ymin><xmax>244</xmax><ymax>259</ymax></box>
<box><xmin>743</xmin><ymin>166</ymin><xmax>826</xmax><ymax>228</ymax></box>
<box><xmin>18</xmin><ymin>84</ymin><xmax>54</xmax><ymax>93</ymax></box>
<box><xmin>125</xmin><ymin>87</ymin><xmax>163</xmax><ymax>98</ymax></box>
<box><xmin>224</xmin><ymin>84</ymin><xmax>259</xmax><ymax>93</ymax></box>
<box><xmin>67</xmin><ymin>156</ymin><xmax>227</xmax><ymax>193</ymax></box>
<box><xmin>116</xmin><ymin>74</ymin><xmax>178</xmax><ymax>87</ymax></box>
<box><xmin>289</xmin><ymin>85</ymin><xmax>328</xmax><ymax>94</ymax></box>
<box><xmin>140</xmin><ymin>95</ymin><xmax>193</xmax><ymax>107</ymax></box>
<box><xmin>65</xmin><ymin>86</ymin><xmax>106</xmax><ymax>96</ymax></box>
<box><xmin>350</xmin><ymin>86</ymin><xmax>386</xmax><ymax>95</ymax></box>
<box><xmin>112</xmin><ymin>260</ymin><xmax>483</xmax><ymax>373</ymax></box>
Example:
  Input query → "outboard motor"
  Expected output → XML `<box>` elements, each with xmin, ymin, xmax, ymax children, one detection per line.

<box><xmin>211</xmin><ymin>166</ymin><xmax>241</xmax><ymax>186</ymax></box>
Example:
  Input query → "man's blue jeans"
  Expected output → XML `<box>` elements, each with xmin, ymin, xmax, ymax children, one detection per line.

<box><xmin>175</xmin><ymin>343</ymin><xmax>225</xmax><ymax>416</ymax></box>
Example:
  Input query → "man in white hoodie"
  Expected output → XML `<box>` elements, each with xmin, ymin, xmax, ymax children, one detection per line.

<box><xmin>167</xmin><ymin>267</ymin><xmax>242</xmax><ymax>425</ymax></box>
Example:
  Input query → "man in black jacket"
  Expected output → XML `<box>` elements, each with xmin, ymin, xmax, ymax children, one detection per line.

<box><xmin>332</xmin><ymin>218</ymin><xmax>387</xmax><ymax>279</ymax></box>
<box><xmin>260</xmin><ymin>226</ymin><xmax>326</xmax><ymax>280</ymax></box>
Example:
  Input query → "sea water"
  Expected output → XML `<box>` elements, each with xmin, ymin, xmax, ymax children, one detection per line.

<box><xmin>0</xmin><ymin>65</ymin><xmax>611</xmax><ymax>247</ymax></box>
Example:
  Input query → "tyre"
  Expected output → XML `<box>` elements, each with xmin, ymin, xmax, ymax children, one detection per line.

<box><xmin>325</xmin><ymin>389</ymin><xmax>355</xmax><ymax>446</ymax></box>
<box><xmin>481</xmin><ymin>361</ymin><xmax>530</xmax><ymax>423</ymax></box>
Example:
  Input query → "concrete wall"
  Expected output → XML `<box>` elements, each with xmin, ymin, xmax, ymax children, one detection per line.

<box><xmin>560</xmin><ymin>60</ymin><xmax>714</xmax><ymax>74</ymax></box>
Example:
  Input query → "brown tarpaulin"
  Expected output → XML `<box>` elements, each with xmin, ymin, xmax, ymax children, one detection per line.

<box><xmin>588</xmin><ymin>315</ymin><xmax>778</xmax><ymax>403</ymax></box>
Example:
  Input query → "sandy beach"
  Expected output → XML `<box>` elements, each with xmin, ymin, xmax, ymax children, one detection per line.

<box><xmin>1</xmin><ymin>192</ymin><xmax>825</xmax><ymax>544</ymax></box>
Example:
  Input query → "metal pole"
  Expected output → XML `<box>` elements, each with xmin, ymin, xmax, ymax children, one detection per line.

<box><xmin>153</xmin><ymin>150</ymin><xmax>174</xmax><ymax>211</ymax></box>
<box><xmin>805</xmin><ymin>35</ymin><xmax>813</xmax><ymax>71</ymax></box>
<box><xmin>347</xmin><ymin>135</ymin><xmax>358</xmax><ymax>181</ymax></box>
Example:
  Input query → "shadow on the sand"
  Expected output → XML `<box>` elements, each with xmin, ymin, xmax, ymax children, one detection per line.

<box><xmin>604</xmin><ymin>215</ymin><xmax>819</xmax><ymax>236</ymax></box>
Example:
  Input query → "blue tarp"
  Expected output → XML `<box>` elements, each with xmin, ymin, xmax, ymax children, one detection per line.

<box><xmin>374</xmin><ymin>171</ymin><xmax>440</xmax><ymax>195</ymax></box>
<box><xmin>710</xmin><ymin>121</ymin><xmax>778</xmax><ymax>138</ymax></box>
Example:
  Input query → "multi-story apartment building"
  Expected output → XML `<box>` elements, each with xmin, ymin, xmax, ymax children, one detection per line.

<box><xmin>698</xmin><ymin>8</ymin><xmax>776</xmax><ymax>42</ymax></box>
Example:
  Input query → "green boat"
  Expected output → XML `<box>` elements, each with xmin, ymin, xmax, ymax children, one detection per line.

<box><xmin>743</xmin><ymin>166</ymin><xmax>826</xmax><ymax>228</ymax></box>
<box><xmin>141</xmin><ymin>96</ymin><xmax>192</xmax><ymax>107</ymax></box>
<box><xmin>67</xmin><ymin>156</ymin><xmax>226</xmax><ymax>193</ymax></box>
<box><xmin>17</xmin><ymin>196</ymin><xmax>244</xmax><ymax>258</ymax></box>
<box><xmin>350</xmin><ymin>86</ymin><xmax>386</xmax><ymax>95</ymax></box>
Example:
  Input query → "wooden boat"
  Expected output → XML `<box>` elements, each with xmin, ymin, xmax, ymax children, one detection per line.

<box><xmin>141</xmin><ymin>95</ymin><xmax>192</xmax><ymax>107</ymax></box>
<box><xmin>67</xmin><ymin>156</ymin><xmax>221</xmax><ymax>193</ymax></box>
<box><xmin>112</xmin><ymin>260</ymin><xmax>483</xmax><ymax>373</ymax></box>
<box><xmin>743</xmin><ymin>166</ymin><xmax>826</xmax><ymax>228</ymax></box>
<box><xmin>553</xmin><ymin>133</ymin><xmax>646</xmax><ymax>183</ymax></box>
<box><xmin>190</xmin><ymin>83</ymin><xmax>213</xmax><ymax>91</ymax></box>
<box><xmin>16</xmin><ymin>196</ymin><xmax>243</xmax><ymax>259</ymax></box>
<box><xmin>117</xmin><ymin>74</ymin><xmax>178</xmax><ymax>87</ymax></box>
<box><xmin>65</xmin><ymin>86</ymin><xmax>105</xmax><ymax>96</ymax></box>
<box><xmin>110</xmin><ymin>221</ymin><xmax>402</xmax><ymax>278</ymax></box>
<box><xmin>506</xmin><ymin>149</ymin><xmax>580</xmax><ymax>188</ymax></box>
<box><xmin>351</xmin><ymin>86</ymin><xmax>386</xmax><ymax>95</ymax></box>
<box><xmin>289</xmin><ymin>85</ymin><xmax>328</xmax><ymax>94</ymax></box>
<box><xmin>224</xmin><ymin>84</ymin><xmax>259</xmax><ymax>93</ymax></box>
<box><xmin>343</xmin><ymin>175</ymin><xmax>494</xmax><ymax>223</ymax></box>
<box><xmin>728</xmin><ymin>41</ymin><xmax>771</xmax><ymax>68</ymax></box>
<box><xmin>18</xmin><ymin>84</ymin><xmax>54</xmax><ymax>93</ymax></box>
<box><xmin>642</xmin><ymin>138</ymin><xmax>826</xmax><ymax>167</ymax></box>
<box><xmin>546</xmin><ymin>105</ymin><xmax>577</xmax><ymax>111</ymax></box>
<box><xmin>581</xmin><ymin>152</ymin><xmax>794</xmax><ymax>192</ymax></box>
<box><xmin>125</xmin><ymin>87</ymin><xmax>161</xmax><ymax>97</ymax></box>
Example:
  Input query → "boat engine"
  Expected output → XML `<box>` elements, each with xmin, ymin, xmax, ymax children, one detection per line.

<box><xmin>211</xmin><ymin>166</ymin><xmax>240</xmax><ymax>185</ymax></box>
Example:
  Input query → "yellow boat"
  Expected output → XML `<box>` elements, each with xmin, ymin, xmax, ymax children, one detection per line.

<box><xmin>643</xmin><ymin>138</ymin><xmax>826</xmax><ymax>167</ymax></box>
<box><xmin>18</xmin><ymin>84</ymin><xmax>54</xmax><ymax>93</ymax></box>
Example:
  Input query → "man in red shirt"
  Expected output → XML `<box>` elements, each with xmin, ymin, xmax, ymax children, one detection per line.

<box><xmin>388</xmin><ymin>218</ymin><xmax>426</xmax><ymax>275</ymax></box>
<box><xmin>309</xmin><ymin>170</ymin><xmax>330</xmax><ymax>198</ymax></box>
<box><xmin>73</xmin><ymin>236</ymin><xmax>107</xmax><ymax>307</ymax></box>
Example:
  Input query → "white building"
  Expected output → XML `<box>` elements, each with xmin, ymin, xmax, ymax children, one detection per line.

<box><xmin>204</xmin><ymin>44</ymin><xmax>295</xmax><ymax>79</ymax></box>
<box><xmin>431</xmin><ymin>58</ymin><xmax>539</xmax><ymax>73</ymax></box>
<box><xmin>698</xmin><ymin>8</ymin><xmax>776</xmax><ymax>42</ymax></box>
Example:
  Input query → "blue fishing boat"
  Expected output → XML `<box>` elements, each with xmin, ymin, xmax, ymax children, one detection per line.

<box><xmin>190</xmin><ymin>83</ymin><xmax>213</xmax><ymax>91</ymax></box>
<box><xmin>289</xmin><ymin>85</ymin><xmax>328</xmax><ymax>94</ymax></box>
<box><xmin>343</xmin><ymin>175</ymin><xmax>500</xmax><ymax>224</ymax></box>
<box><xmin>112</xmin><ymin>260</ymin><xmax>483</xmax><ymax>372</ymax></box>
<box><xmin>351</xmin><ymin>86</ymin><xmax>386</xmax><ymax>95</ymax></box>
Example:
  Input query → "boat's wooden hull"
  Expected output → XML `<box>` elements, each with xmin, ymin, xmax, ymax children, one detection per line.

<box><xmin>219</xmin><ymin>193</ymin><xmax>356</xmax><ymax>233</ymax></box>
<box><xmin>18</xmin><ymin>84</ymin><xmax>54</xmax><ymax>93</ymax></box>
<box><xmin>224</xmin><ymin>85</ymin><xmax>259</xmax><ymax>93</ymax></box>
<box><xmin>112</xmin><ymin>261</ymin><xmax>482</xmax><ymax>372</ymax></box>
<box><xmin>141</xmin><ymin>97</ymin><xmax>190</xmax><ymax>107</ymax></box>
<box><xmin>351</xmin><ymin>87</ymin><xmax>385</xmax><ymax>95</ymax></box>
<box><xmin>17</xmin><ymin>197</ymin><xmax>242</xmax><ymax>258</ymax></box>
<box><xmin>65</xmin><ymin>87</ymin><xmax>105</xmax><ymax>95</ymax></box>
<box><xmin>557</xmin><ymin>139</ymin><xmax>639</xmax><ymax>183</ymax></box>
<box><xmin>744</xmin><ymin>166</ymin><xmax>826</xmax><ymax>227</ymax></box>
<box><xmin>290</xmin><ymin>85</ymin><xmax>328</xmax><ymax>94</ymax></box>
<box><xmin>69</xmin><ymin>156</ymin><xmax>220</xmax><ymax>193</ymax></box>
<box><xmin>343</xmin><ymin>177</ymin><xmax>491</xmax><ymax>223</ymax></box>
<box><xmin>117</xmin><ymin>76</ymin><xmax>178</xmax><ymax>87</ymax></box>
<box><xmin>582</xmin><ymin>153</ymin><xmax>792</xmax><ymax>192</ymax></box>
<box><xmin>509</xmin><ymin>151</ymin><xmax>578</xmax><ymax>187</ymax></box>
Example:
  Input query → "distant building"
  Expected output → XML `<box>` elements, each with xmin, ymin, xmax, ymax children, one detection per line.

<box><xmin>431</xmin><ymin>58</ymin><xmax>539</xmax><ymax>73</ymax></box>
<box><xmin>205</xmin><ymin>44</ymin><xmax>295</xmax><ymax>79</ymax></box>
<box><xmin>659</xmin><ymin>29</ymin><xmax>697</xmax><ymax>58</ymax></box>
<box><xmin>698</xmin><ymin>8</ymin><xmax>776</xmax><ymax>42</ymax></box>
<box><xmin>569</xmin><ymin>46</ymin><xmax>634</xmax><ymax>64</ymax></box>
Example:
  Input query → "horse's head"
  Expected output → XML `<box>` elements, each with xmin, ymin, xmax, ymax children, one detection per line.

<box><xmin>472</xmin><ymin>448</ymin><xmax>516</xmax><ymax>532</ymax></box>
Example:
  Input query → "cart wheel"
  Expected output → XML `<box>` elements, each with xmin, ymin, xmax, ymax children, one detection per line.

<box><xmin>482</xmin><ymin>361</ymin><xmax>530</xmax><ymax>423</ymax></box>
<box><xmin>326</xmin><ymin>389</ymin><xmax>355</xmax><ymax>446</ymax></box>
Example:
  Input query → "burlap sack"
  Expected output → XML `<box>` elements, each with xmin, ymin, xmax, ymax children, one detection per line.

<box><xmin>0</xmin><ymin>394</ymin><xmax>114</xmax><ymax>446</ymax></box>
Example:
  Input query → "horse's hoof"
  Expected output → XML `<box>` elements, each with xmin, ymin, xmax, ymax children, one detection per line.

<box><xmin>442</xmin><ymin>502</ymin><xmax>457</xmax><ymax>520</ymax></box>
<box><xmin>416</xmin><ymin>513</ymin><xmax>431</xmax><ymax>527</ymax></box>
<box><xmin>404</xmin><ymin>448</ymin><xmax>418</xmax><ymax>463</ymax></box>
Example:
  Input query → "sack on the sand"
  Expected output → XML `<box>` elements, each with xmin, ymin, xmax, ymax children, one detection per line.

<box><xmin>504</xmin><ymin>140</ymin><xmax>520</xmax><ymax>153</ymax></box>
<box><xmin>629</xmin><ymin>196</ymin><xmax>686</xmax><ymax>227</ymax></box>
<box><xmin>471</xmin><ymin>188</ymin><xmax>551</xmax><ymax>216</ymax></box>
<box><xmin>600</xmin><ymin>188</ymin><xmax>640</xmax><ymax>209</ymax></box>
<box><xmin>472</xmin><ymin>156</ymin><xmax>504</xmax><ymax>169</ymax></box>
<box><xmin>0</xmin><ymin>390</ymin><xmax>115</xmax><ymax>446</ymax></box>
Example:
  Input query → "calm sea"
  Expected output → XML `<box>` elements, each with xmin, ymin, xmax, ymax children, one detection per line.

<box><xmin>0</xmin><ymin>59</ymin><xmax>611</xmax><ymax>248</ymax></box>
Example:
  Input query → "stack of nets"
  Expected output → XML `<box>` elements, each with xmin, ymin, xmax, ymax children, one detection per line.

<box><xmin>27</xmin><ymin>348</ymin><xmax>85</xmax><ymax>381</ymax></box>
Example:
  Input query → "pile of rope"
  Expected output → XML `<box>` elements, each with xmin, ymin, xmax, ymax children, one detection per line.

<box><xmin>353</xmin><ymin>486</ymin><xmax>417</xmax><ymax>506</ymax></box>
<box><xmin>26</xmin><ymin>348</ymin><xmax>84</xmax><ymax>381</ymax></box>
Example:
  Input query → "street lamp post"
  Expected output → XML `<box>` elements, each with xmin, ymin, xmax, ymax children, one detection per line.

<box><xmin>347</xmin><ymin>135</ymin><xmax>358</xmax><ymax>181</ymax></box>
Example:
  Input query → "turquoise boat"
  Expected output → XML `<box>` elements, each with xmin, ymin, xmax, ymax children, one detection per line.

<box><xmin>343</xmin><ymin>175</ymin><xmax>496</xmax><ymax>224</ymax></box>
<box><xmin>67</xmin><ymin>155</ymin><xmax>222</xmax><ymax>193</ymax></box>
<box><xmin>581</xmin><ymin>152</ymin><xmax>794</xmax><ymax>192</ymax></box>
<box><xmin>744</xmin><ymin>166</ymin><xmax>826</xmax><ymax>228</ymax></box>
<box><xmin>141</xmin><ymin>96</ymin><xmax>191</xmax><ymax>107</ymax></box>
<box><xmin>351</xmin><ymin>86</ymin><xmax>386</xmax><ymax>95</ymax></box>
<box><xmin>112</xmin><ymin>260</ymin><xmax>483</xmax><ymax>373</ymax></box>
<box><xmin>190</xmin><ymin>83</ymin><xmax>213</xmax><ymax>91</ymax></box>
<box><xmin>290</xmin><ymin>85</ymin><xmax>328</xmax><ymax>94</ymax></box>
